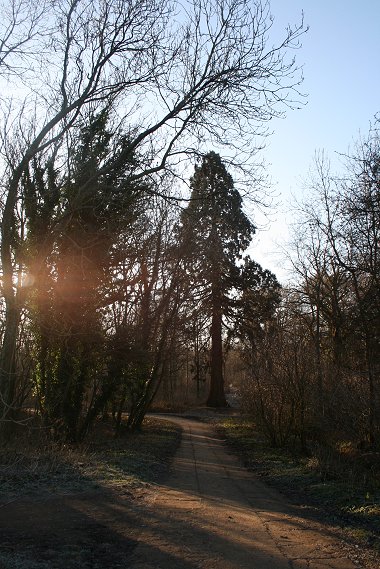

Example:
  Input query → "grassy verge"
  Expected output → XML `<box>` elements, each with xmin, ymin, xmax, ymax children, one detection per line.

<box><xmin>0</xmin><ymin>418</ymin><xmax>181</xmax><ymax>569</ymax></box>
<box><xmin>0</xmin><ymin>417</ymin><xmax>182</xmax><ymax>498</ymax></box>
<box><xmin>217</xmin><ymin>416</ymin><xmax>380</xmax><ymax>551</ymax></box>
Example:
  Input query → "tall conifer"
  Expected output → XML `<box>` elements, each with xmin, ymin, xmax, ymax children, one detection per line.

<box><xmin>181</xmin><ymin>152</ymin><xmax>255</xmax><ymax>406</ymax></box>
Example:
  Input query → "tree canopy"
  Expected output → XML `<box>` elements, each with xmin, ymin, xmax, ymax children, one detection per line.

<box><xmin>0</xmin><ymin>0</ymin><xmax>306</xmax><ymax>437</ymax></box>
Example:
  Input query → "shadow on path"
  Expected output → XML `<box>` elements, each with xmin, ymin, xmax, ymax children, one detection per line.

<box><xmin>0</xmin><ymin>416</ymin><xmax>361</xmax><ymax>569</ymax></box>
<box><xmin>127</xmin><ymin>415</ymin><xmax>359</xmax><ymax>569</ymax></box>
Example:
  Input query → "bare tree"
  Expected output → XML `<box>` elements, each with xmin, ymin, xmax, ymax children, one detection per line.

<box><xmin>288</xmin><ymin>155</ymin><xmax>352</xmax><ymax>415</ymax></box>
<box><xmin>0</xmin><ymin>0</ymin><xmax>48</xmax><ymax>76</ymax></box>
<box><xmin>289</xmin><ymin>128</ymin><xmax>380</xmax><ymax>446</ymax></box>
<box><xmin>0</xmin><ymin>0</ymin><xmax>306</xmax><ymax>431</ymax></box>
<box><xmin>336</xmin><ymin>125</ymin><xmax>380</xmax><ymax>445</ymax></box>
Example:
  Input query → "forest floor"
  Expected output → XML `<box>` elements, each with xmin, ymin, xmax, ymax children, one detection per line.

<box><xmin>0</xmin><ymin>412</ymin><xmax>378</xmax><ymax>569</ymax></box>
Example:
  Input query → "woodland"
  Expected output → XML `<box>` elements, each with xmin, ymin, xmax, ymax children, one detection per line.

<box><xmin>0</xmin><ymin>0</ymin><xmax>379</xmax><ymax>475</ymax></box>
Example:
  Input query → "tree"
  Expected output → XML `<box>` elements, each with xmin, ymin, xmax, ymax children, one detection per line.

<box><xmin>289</xmin><ymin>124</ymin><xmax>380</xmax><ymax>446</ymax></box>
<box><xmin>180</xmin><ymin>151</ymin><xmax>255</xmax><ymax>406</ymax></box>
<box><xmin>336</xmin><ymin>125</ymin><xmax>380</xmax><ymax>445</ymax></box>
<box><xmin>106</xmin><ymin>198</ymin><xmax>186</xmax><ymax>431</ymax></box>
<box><xmin>0</xmin><ymin>0</ymin><xmax>306</xmax><ymax>432</ymax></box>
<box><xmin>0</xmin><ymin>0</ymin><xmax>46</xmax><ymax>76</ymax></box>
<box><xmin>234</xmin><ymin>256</ymin><xmax>281</xmax><ymax>348</ymax></box>
<box><xmin>239</xmin><ymin>292</ymin><xmax>316</xmax><ymax>448</ymax></box>
<box><xmin>22</xmin><ymin>110</ymin><xmax>146</xmax><ymax>440</ymax></box>
<box><xmin>289</xmin><ymin>176</ymin><xmax>351</xmax><ymax>416</ymax></box>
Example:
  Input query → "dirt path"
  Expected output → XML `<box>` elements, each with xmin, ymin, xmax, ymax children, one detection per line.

<box><xmin>128</xmin><ymin>415</ymin><xmax>359</xmax><ymax>569</ymax></box>
<box><xmin>0</xmin><ymin>416</ymin><xmax>367</xmax><ymax>569</ymax></box>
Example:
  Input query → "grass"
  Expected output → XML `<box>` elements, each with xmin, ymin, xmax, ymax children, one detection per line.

<box><xmin>0</xmin><ymin>417</ymin><xmax>182</xmax><ymax>498</ymax></box>
<box><xmin>0</xmin><ymin>417</ymin><xmax>182</xmax><ymax>568</ymax></box>
<box><xmin>217</xmin><ymin>416</ymin><xmax>380</xmax><ymax>551</ymax></box>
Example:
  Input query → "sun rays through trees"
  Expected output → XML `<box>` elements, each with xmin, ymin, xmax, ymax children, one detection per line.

<box><xmin>0</xmin><ymin>0</ymin><xmax>306</xmax><ymax>439</ymax></box>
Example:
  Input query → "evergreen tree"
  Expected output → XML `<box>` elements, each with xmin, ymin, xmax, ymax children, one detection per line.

<box><xmin>25</xmin><ymin>111</ymin><xmax>146</xmax><ymax>440</ymax></box>
<box><xmin>181</xmin><ymin>152</ymin><xmax>255</xmax><ymax>406</ymax></box>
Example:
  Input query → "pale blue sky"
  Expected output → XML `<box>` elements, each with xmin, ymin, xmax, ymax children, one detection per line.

<box><xmin>251</xmin><ymin>0</ymin><xmax>380</xmax><ymax>282</ymax></box>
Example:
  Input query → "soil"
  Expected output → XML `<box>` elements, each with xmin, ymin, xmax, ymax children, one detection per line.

<box><xmin>0</xmin><ymin>415</ymin><xmax>378</xmax><ymax>569</ymax></box>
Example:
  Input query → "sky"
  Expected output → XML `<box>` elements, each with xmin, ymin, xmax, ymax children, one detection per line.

<box><xmin>249</xmin><ymin>0</ymin><xmax>380</xmax><ymax>283</ymax></box>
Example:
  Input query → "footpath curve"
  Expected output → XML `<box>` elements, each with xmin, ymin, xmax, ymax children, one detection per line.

<box><xmin>128</xmin><ymin>415</ymin><xmax>358</xmax><ymax>569</ymax></box>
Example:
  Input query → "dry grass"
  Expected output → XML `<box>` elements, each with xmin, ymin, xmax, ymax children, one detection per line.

<box><xmin>0</xmin><ymin>417</ymin><xmax>182</xmax><ymax>569</ymax></box>
<box><xmin>0</xmin><ymin>417</ymin><xmax>182</xmax><ymax>498</ymax></box>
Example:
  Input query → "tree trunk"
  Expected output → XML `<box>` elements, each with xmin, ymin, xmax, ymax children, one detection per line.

<box><xmin>0</xmin><ymin>297</ymin><xmax>20</xmax><ymax>436</ymax></box>
<box><xmin>0</xmin><ymin>164</ymin><xmax>27</xmax><ymax>437</ymax></box>
<box><xmin>365</xmin><ymin>333</ymin><xmax>376</xmax><ymax>446</ymax></box>
<box><xmin>207</xmin><ymin>285</ymin><xmax>227</xmax><ymax>407</ymax></box>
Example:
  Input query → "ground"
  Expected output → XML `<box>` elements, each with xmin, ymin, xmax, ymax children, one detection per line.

<box><xmin>0</xmin><ymin>415</ymin><xmax>378</xmax><ymax>569</ymax></box>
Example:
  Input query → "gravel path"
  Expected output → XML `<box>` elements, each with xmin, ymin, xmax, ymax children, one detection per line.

<box><xmin>128</xmin><ymin>415</ymin><xmax>358</xmax><ymax>569</ymax></box>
